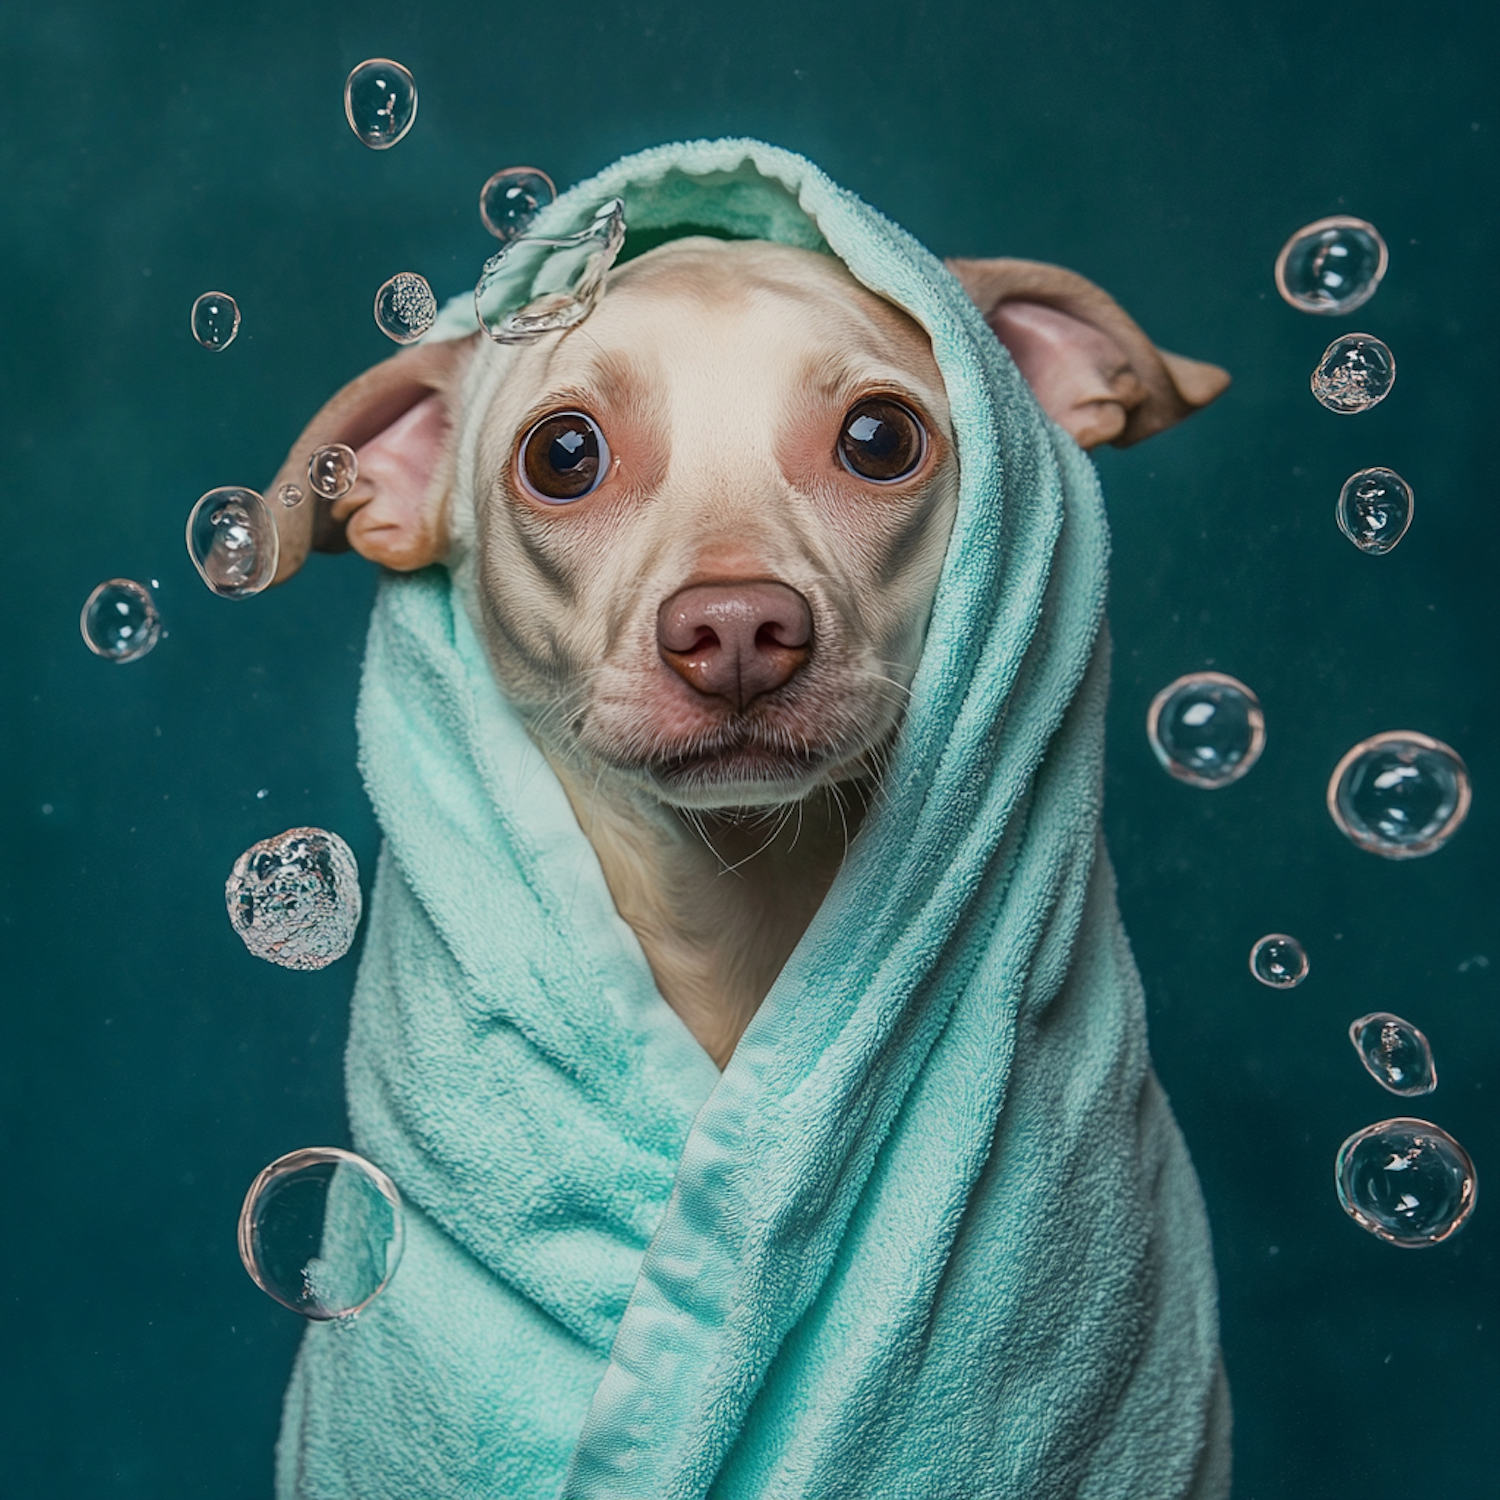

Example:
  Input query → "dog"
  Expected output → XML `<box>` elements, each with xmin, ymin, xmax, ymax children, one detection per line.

<box><xmin>265</xmin><ymin>236</ymin><xmax>1226</xmax><ymax>1068</ymax></box>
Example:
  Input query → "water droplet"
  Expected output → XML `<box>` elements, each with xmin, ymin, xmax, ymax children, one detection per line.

<box><xmin>1350</xmin><ymin>1013</ymin><xmax>1437</xmax><ymax>1096</ymax></box>
<box><xmin>80</xmin><ymin>579</ymin><xmax>161</xmax><ymax>662</ymax></box>
<box><xmin>1335</xmin><ymin>1118</ymin><xmax>1475</xmax><ymax>1247</ymax></box>
<box><xmin>1336</xmin><ymin>467</ymin><xmax>1413</xmax><ymax>554</ymax></box>
<box><xmin>225</xmin><ymin>827</ymin><xmax>362</xmax><ymax>970</ymax></box>
<box><xmin>238</xmin><ymin>1147</ymin><xmax>404</xmax><ymax>1319</ymax></box>
<box><xmin>308</xmin><ymin>443</ymin><xmax>357</xmax><ymax>500</ymax></box>
<box><xmin>343</xmin><ymin>59</ymin><xmax>417</xmax><ymax>149</ymax></box>
<box><xmin>1311</xmin><ymin>333</ymin><xmax>1396</xmax><ymax>413</ymax></box>
<box><xmin>1249</xmin><ymin>934</ymin><xmax>1309</xmax><ymax>989</ymax></box>
<box><xmin>1327</xmin><ymin>731</ymin><xmax>1471</xmax><ymax>858</ymax></box>
<box><xmin>475</xmin><ymin>197</ymin><xmax>627</xmax><ymax>344</ymax></box>
<box><xmin>1275</xmin><ymin>216</ymin><xmax>1388</xmax><ymax>315</ymax></box>
<box><xmin>373</xmin><ymin>271</ymin><xmax>437</xmax><ymax>344</ymax></box>
<box><xmin>479</xmin><ymin>166</ymin><xmax>556</xmax><ymax>241</ymax></box>
<box><xmin>185</xmin><ymin>487</ymin><xmax>279</xmax><ymax>598</ymax></box>
<box><xmin>277</xmin><ymin>482</ymin><xmax>305</xmax><ymax>509</ymax></box>
<box><xmin>1146</xmin><ymin>671</ymin><xmax>1266</xmax><ymax>788</ymax></box>
<box><xmin>190</xmin><ymin>291</ymin><xmax>241</xmax><ymax>351</ymax></box>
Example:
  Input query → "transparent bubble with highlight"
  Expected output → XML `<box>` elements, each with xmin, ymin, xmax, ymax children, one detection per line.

<box><xmin>190</xmin><ymin>291</ymin><xmax>240</xmax><ymax>351</ymax></box>
<box><xmin>1249</xmin><ymin>934</ymin><xmax>1309</xmax><ymax>989</ymax></box>
<box><xmin>1275</xmin><ymin>216</ymin><xmax>1388</xmax><ymax>315</ymax></box>
<box><xmin>1327</xmin><ymin>731</ymin><xmax>1471</xmax><ymax>858</ymax></box>
<box><xmin>238</xmin><ymin>1147</ymin><xmax>404</xmax><ymax>1319</ymax></box>
<box><xmin>186</xmin><ymin>487</ymin><xmax>278</xmax><ymax>598</ymax></box>
<box><xmin>1335</xmin><ymin>1118</ymin><xmax>1475</xmax><ymax>1247</ymax></box>
<box><xmin>343</xmin><ymin>59</ymin><xmax>416</xmax><ymax>149</ymax></box>
<box><xmin>1146</xmin><ymin>671</ymin><xmax>1266</xmax><ymax>788</ymax></box>
<box><xmin>308</xmin><ymin>443</ymin><xmax>357</xmax><ymax>500</ymax></box>
<box><xmin>374</xmin><ymin>271</ymin><xmax>437</xmax><ymax>344</ymax></box>
<box><xmin>1337</xmin><ymin>467</ymin><xmax>1413</xmax><ymax>554</ymax></box>
<box><xmin>80</xmin><ymin>579</ymin><xmax>161</xmax><ymax>662</ymax></box>
<box><xmin>278</xmin><ymin>482</ymin><xmax>305</xmax><ymax>509</ymax></box>
<box><xmin>226</xmin><ymin>827</ymin><xmax>362</xmax><ymax>970</ymax></box>
<box><xmin>1311</xmin><ymin>333</ymin><xmax>1396</xmax><ymax>414</ymax></box>
<box><xmin>480</xmin><ymin>167</ymin><xmax>557</xmax><ymax>242</ymax></box>
<box><xmin>475</xmin><ymin>197</ymin><xmax>626</xmax><ymax>344</ymax></box>
<box><xmin>1349</xmin><ymin>1013</ymin><xmax>1437</xmax><ymax>1096</ymax></box>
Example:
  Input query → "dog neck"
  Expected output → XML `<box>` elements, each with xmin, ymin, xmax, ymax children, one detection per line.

<box><xmin>548</xmin><ymin>758</ymin><xmax>869</xmax><ymax>1069</ymax></box>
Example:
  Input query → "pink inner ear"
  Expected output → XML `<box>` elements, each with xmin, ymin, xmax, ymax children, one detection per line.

<box><xmin>353</xmin><ymin>392</ymin><xmax>450</xmax><ymax>518</ymax></box>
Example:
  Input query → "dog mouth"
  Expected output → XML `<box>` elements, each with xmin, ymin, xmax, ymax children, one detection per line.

<box><xmin>643</xmin><ymin>721</ymin><xmax>836</xmax><ymax>798</ymax></box>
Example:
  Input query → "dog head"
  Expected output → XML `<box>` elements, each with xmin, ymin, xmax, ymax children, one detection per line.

<box><xmin>267</xmin><ymin>238</ymin><xmax>1226</xmax><ymax>809</ymax></box>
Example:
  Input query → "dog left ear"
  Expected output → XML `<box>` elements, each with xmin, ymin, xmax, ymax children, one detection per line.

<box><xmin>946</xmin><ymin>257</ymin><xmax>1230</xmax><ymax>449</ymax></box>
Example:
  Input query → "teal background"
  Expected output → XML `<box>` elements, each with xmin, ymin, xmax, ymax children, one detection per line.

<box><xmin>1</xmin><ymin>2</ymin><xmax>1494</xmax><ymax>1495</ymax></box>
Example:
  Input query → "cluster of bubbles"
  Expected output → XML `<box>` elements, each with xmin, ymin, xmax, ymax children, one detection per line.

<box><xmin>238</xmin><ymin>1148</ymin><xmax>404</xmax><ymax>1319</ymax></box>
<box><xmin>374</xmin><ymin>271</ymin><xmax>437</xmax><ymax>344</ymax></box>
<box><xmin>226</xmin><ymin>827</ymin><xmax>362</xmax><ymax>971</ymax></box>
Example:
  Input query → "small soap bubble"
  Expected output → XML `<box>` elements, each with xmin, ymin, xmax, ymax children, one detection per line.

<box><xmin>226</xmin><ymin>827</ymin><xmax>362</xmax><ymax>970</ymax></box>
<box><xmin>1275</xmin><ymin>216</ymin><xmax>1388</xmax><ymax>315</ymax></box>
<box><xmin>343</xmin><ymin>59</ymin><xmax>417</xmax><ymax>149</ymax></box>
<box><xmin>475</xmin><ymin>197</ymin><xmax>627</xmax><ymax>344</ymax></box>
<box><xmin>479</xmin><ymin>167</ymin><xmax>557</xmax><ymax>242</ymax></box>
<box><xmin>1146</xmin><ymin>671</ymin><xmax>1265</xmax><ymax>788</ymax></box>
<box><xmin>1327</xmin><ymin>731</ymin><xmax>1471</xmax><ymax>858</ymax></box>
<box><xmin>1336</xmin><ymin>467</ymin><xmax>1413</xmax><ymax>554</ymax></box>
<box><xmin>190</xmin><ymin>291</ymin><xmax>241</xmax><ymax>351</ymax></box>
<box><xmin>1350</xmin><ymin>1013</ymin><xmax>1437</xmax><ymax>1096</ymax></box>
<box><xmin>80</xmin><ymin>579</ymin><xmax>161</xmax><ymax>662</ymax></box>
<box><xmin>308</xmin><ymin>443</ymin><xmax>358</xmax><ymax>500</ymax></box>
<box><xmin>374</xmin><ymin>271</ymin><xmax>437</xmax><ymax>344</ymax></box>
<box><xmin>1249</xmin><ymin>934</ymin><xmax>1309</xmax><ymax>989</ymax></box>
<box><xmin>238</xmin><ymin>1147</ymin><xmax>404</xmax><ymax>1319</ymax></box>
<box><xmin>277</xmin><ymin>482</ymin><xmax>305</xmax><ymax>509</ymax></box>
<box><xmin>1335</xmin><ymin>1118</ymin><xmax>1475</xmax><ymax>1247</ymax></box>
<box><xmin>1311</xmin><ymin>333</ymin><xmax>1396</xmax><ymax>414</ymax></box>
<box><xmin>186</xmin><ymin>487</ymin><xmax>279</xmax><ymax>598</ymax></box>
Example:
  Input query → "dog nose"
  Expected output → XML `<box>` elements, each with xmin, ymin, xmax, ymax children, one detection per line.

<box><xmin>657</xmin><ymin>581</ymin><xmax>813</xmax><ymax>709</ymax></box>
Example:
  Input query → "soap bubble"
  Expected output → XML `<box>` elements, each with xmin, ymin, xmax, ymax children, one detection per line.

<box><xmin>1336</xmin><ymin>467</ymin><xmax>1413</xmax><ymax>554</ymax></box>
<box><xmin>308</xmin><ymin>443</ymin><xmax>357</xmax><ymax>500</ymax></box>
<box><xmin>1249</xmin><ymin>934</ymin><xmax>1309</xmax><ymax>989</ymax></box>
<box><xmin>1349</xmin><ymin>1013</ymin><xmax>1437</xmax><ymax>1096</ymax></box>
<box><xmin>343</xmin><ymin>59</ymin><xmax>416</xmax><ymax>149</ymax></box>
<box><xmin>1311</xmin><ymin>333</ymin><xmax>1396</xmax><ymax>414</ymax></box>
<box><xmin>1327</xmin><ymin>731</ymin><xmax>1471</xmax><ymax>858</ymax></box>
<box><xmin>226</xmin><ymin>827</ymin><xmax>362</xmax><ymax>970</ymax></box>
<box><xmin>238</xmin><ymin>1147</ymin><xmax>404</xmax><ymax>1319</ymax></box>
<box><xmin>190</xmin><ymin>291</ymin><xmax>240</xmax><ymax>351</ymax></box>
<box><xmin>1335</xmin><ymin>1118</ymin><xmax>1475</xmax><ymax>1247</ymax></box>
<box><xmin>80</xmin><ymin>579</ymin><xmax>161</xmax><ymax>662</ymax></box>
<box><xmin>1146</xmin><ymin>671</ymin><xmax>1265</xmax><ymax>788</ymax></box>
<box><xmin>1275</xmin><ymin>216</ymin><xmax>1388</xmax><ymax>315</ymax></box>
<box><xmin>277</xmin><ymin>482</ymin><xmax>305</xmax><ymax>509</ymax></box>
<box><xmin>186</xmin><ymin>487</ymin><xmax>278</xmax><ymax>598</ymax></box>
<box><xmin>475</xmin><ymin>197</ymin><xmax>627</xmax><ymax>344</ymax></box>
<box><xmin>479</xmin><ymin>167</ymin><xmax>557</xmax><ymax>242</ymax></box>
<box><xmin>374</xmin><ymin>271</ymin><xmax>437</xmax><ymax>344</ymax></box>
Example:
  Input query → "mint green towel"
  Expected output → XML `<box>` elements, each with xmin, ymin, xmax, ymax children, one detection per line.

<box><xmin>277</xmin><ymin>140</ymin><xmax>1229</xmax><ymax>1500</ymax></box>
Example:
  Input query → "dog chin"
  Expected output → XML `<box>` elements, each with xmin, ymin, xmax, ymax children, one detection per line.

<box><xmin>642</xmin><ymin>744</ymin><xmax>832</xmax><ymax>809</ymax></box>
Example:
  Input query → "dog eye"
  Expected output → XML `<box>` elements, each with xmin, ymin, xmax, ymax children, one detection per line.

<box><xmin>837</xmin><ymin>397</ymin><xmax>926</xmax><ymax>482</ymax></box>
<box><xmin>519</xmin><ymin>410</ymin><xmax>609</xmax><ymax>503</ymax></box>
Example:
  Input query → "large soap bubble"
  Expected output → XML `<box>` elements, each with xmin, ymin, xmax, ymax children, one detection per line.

<box><xmin>1249</xmin><ymin>934</ymin><xmax>1309</xmax><ymax>989</ymax></box>
<box><xmin>1336</xmin><ymin>467</ymin><xmax>1413</xmax><ymax>554</ymax></box>
<box><xmin>1327</xmin><ymin>731</ymin><xmax>1471</xmax><ymax>858</ymax></box>
<box><xmin>479</xmin><ymin>167</ymin><xmax>556</xmax><ymax>242</ymax></box>
<box><xmin>1146</xmin><ymin>671</ymin><xmax>1265</xmax><ymax>788</ymax></box>
<box><xmin>1275</xmin><ymin>216</ymin><xmax>1388</xmax><ymax>315</ymax></box>
<box><xmin>1335</xmin><ymin>1118</ymin><xmax>1475</xmax><ymax>1247</ymax></box>
<box><xmin>1311</xmin><ymin>333</ymin><xmax>1396</xmax><ymax>413</ymax></box>
<box><xmin>186</xmin><ymin>487</ymin><xmax>279</xmax><ymax>598</ymax></box>
<box><xmin>374</xmin><ymin>271</ymin><xmax>437</xmax><ymax>344</ymax></box>
<box><xmin>475</xmin><ymin>197</ymin><xmax>626</xmax><ymax>344</ymax></box>
<box><xmin>238</xmin><ymin>1147</ymin><xmax>404</xmax><ymax>1319</ymax></box>
<box><xmin>190</xmin><ymin>291</ymin><xmax>241</xmax><ymax>351</ymax></box>
<box><xmin>1349</xmin><ymin>1013</ymin><xmax>1437</xmax><ymax>1097</ymax></box>
<box><xmin>226</xmin><ymin>827</ymin><xmax>362</xmax><ymax>970</ymax></box>
<box><xmin>344</xmin><ymin>59</ymin><xmax>416</xmax><ymax>149</ymax></box>
<box><xmin>80</xmin><ymin>579</ymin><xmax>161</xmax><ymax>663</ymax></box>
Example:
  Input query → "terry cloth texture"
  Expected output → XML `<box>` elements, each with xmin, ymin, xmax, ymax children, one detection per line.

<box><xmin>276</xmin><ymin>139</ymin><xmax>1230</xmax><ymax>1500</ymax></box>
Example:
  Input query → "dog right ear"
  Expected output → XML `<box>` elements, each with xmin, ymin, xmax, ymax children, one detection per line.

<box><xmin>266</xmin><ymin>334</ymin><xmax>478</xmax><ymax>584</ymax></box>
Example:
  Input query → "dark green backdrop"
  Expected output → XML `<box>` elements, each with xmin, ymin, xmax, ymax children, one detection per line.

<box><xmin>2</xmin><ymin>2</ymin><xmax>1495</xmax><ymax>1495</ymax></box>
